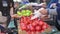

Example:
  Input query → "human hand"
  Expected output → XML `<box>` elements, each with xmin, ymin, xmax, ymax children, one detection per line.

<box><xmin>38</xmin><ymin>8</ymin><xmax>50</xmax><ymax>21</ymax></box>
<box><xmin>11</xmin><ymin>14</ymin><xmax>18</xmax><ymax>18</ymax></box>
<box><xmin>38</xmin><ymin>8</ymin><xmax>48</xmax><ymax>15</ymax></box>
<box><xmin>40</xmin><ymin>15</ymin><xmax>50</xmax><ymax>21</ymax></box>
<box><xmin>30</xmin><ymin>8</ymin><xmax>48</xmax><ymax>20</ymax></box>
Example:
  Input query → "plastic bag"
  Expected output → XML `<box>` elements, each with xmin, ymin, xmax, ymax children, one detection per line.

<box><xmin>8</xmin><ymin>20</ymin><xmax>15</xmax><ymax>28</ymax></box>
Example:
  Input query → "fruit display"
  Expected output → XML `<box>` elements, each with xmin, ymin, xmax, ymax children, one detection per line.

<box><xmin>17</xmin><ymin>10</ymin><xmax>32</xmax><ymax>16</ymax></box>
<box><xmin>20</xmin><ymin>16</ymin><xmax>50</xmax><ymax>34</ymax></box>
<box><xmin>17</xmin><ymin>4</ymin><xmax>51</xmax><ymax>34</ymax></box>
<box><xmin>17</xmin><ymin>11</ymin><xmax>22</xmax><ymax>16</ymax></box>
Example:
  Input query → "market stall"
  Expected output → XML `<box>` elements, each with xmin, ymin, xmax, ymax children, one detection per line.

<box><xmin>12</xmin><ymin>4</ymin><xmax>54</xmax><ymax>34</ymax></box>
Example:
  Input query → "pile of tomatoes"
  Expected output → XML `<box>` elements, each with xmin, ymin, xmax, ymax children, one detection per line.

<box><xmin>20</xmin><ymin>16</ymin><xmax>49</xmax><ymax>34</ymax></box>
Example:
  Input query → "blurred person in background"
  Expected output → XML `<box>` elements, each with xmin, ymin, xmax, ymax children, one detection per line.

<box><xmin>21</xmin><ymin>0</ymin><xmax>29</xmax><ymax>4</ymax></box>
<box><xmin>40</xmin><ymin>0</ymin><xmax>50</xmax><ymax>5</ymax></box>
<box><xmin>39</xmin><ymin>0</ymin><xmax>60</xmax><ymax>31</ymax></box>
<box><xmin>40</xmin><ymin>0</ymin><xmax>46</xmax><ymax>3</ymax></box>
<box><xmin>29</xmin><ymin>0</ymin><xmax>36</xmax><ymax>2</ymax></box>
<box><xmin>47</xmin><ymin>0</ymin><xmax>60</xmax><ymax>31</ymax></box>
<box><xmin>0</xmin><ymin>0</ymin><xmax>14</xmax><ymax>30</ymax></box>
<box><xmin>0</xmin><ymin>0</ymin><xmax>3</xmax><ymax>12</ymax></box>
<box><xmin>14</xmin><ymin>2</ymin><xmax>20</xmax><ymax>29</ymax></box>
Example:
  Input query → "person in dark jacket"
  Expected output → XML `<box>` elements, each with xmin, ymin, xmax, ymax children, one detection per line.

<box><xmin>40</xmin><ymin>0</ymin><xmax>50</xmax><ymax>5</ymax></box>
<box><xmin>47</xmin><ymin>0</ymin><xmax>60</xmax><ymax>31</ymax></box>
<box><xmin>0</xmin><ymin>0</ymin><xmax>3</xmax><ymax>11</ymax></box>
<box><xmin>0</xmin><ymin>0</ymin><xmax>14</xmax><ymax>28</ymax></box>
<box><xmin>39</xmin><ymin>0</ymin><xmax>60</xmax><ymax>31</ymax></box>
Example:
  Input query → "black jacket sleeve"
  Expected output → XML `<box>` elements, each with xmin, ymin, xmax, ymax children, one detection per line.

<box><xmin>0</xmin><ymin>0</ymin><xmax>3</xmax><ymax>11</ymax></box>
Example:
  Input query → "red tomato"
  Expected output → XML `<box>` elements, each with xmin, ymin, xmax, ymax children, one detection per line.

<box><xmin>26</xmin><ymin>19</ymin><xmax>30</xmax><ymax>24</ymax></box>
<box><xmin>21</xmin><ymin>16</ymin><xmax>25</xmax><ymax>20</ymax></box>
<box><xmin>35</xmin><ymin>26</ymin><xmax>41</xmax><ymax>31</ymax></box>
<box><xmin>41</xmin><ymin>30</ymin><xmax>44</xmax><ymax>33</ymax></box>
<box><xmin>24</xmin><ymin>21</ymin><xmax>28</xmax><ymax>24</ymax></box>
<box><xmin>43</xmin><ymin>23</ymin><xmax>49</xmax><ymax>28</ymax></box>
<box><xmin>39</xmin><ymin>20</ymin><xmax>44</xmax><ymax>26</ymax></box>
<box><xmin>21</xmin><ymin>25</ymin><xmax>26</xmax><ymax>30</ymax></box>
<box><xmin>32</xmin><ymin>22</ymin><xmax>37</xmax><ymax>27</ymax></box>
<box><xmin>29</xmin><ymin>24</ymin><xmax>35</xmax><ymax>31</ymax></box>
<box><xmin>21</xmin><ymin>26</ymin><xmax>26</xmax><ymax>30</ymax></box>
<box><xmin>20</xmin><ymin>23</ymin><xmax>27</xmax><ymax>30</ymax></box>
<box><xmin>20</xmin><ymin>23</ymin><xmax>24</xmax><ymax>26</ymax></box>
<box><xmin>30</xmin><ymin>27</ymin><xmax>35</xmax><ymax>31</ymax></box>
<box><xmin>20</xmin><ymin>21</ymin><xmax>24</xmax><ymax>23</ymax></box>
<box><xmin>29</xmin><ymin>20</ymin><xmax>33</xmax><ymax>24</ymax></box>
<box><xmin>42</xmin><ymin>25</ymin><xmax>47</xmax><ymax>30</ymax></box>
<box><xmin>23</xmin><ymin>16</ymin><xmax>26</xmax><ymax>19</ymax></box>
<box><xmin>36</xmin><ymin>20</ymin><xmax>39</xmax><ymax>25</ymax></box>
<box><xmin>20</xmin><ymin>18</ymin><xmax>24</xmax><ymax>23</ymax></box>
<box><xmin>27</xmin><ymin>25</ymin><xmax>30</xmax><ymax>30</ymax></box>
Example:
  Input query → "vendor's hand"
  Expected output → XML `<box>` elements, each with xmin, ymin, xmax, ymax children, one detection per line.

<box><xmin>30</xmin><ymin>8</ymin><xmax>49</xmax><ymax>20</ymax></box>
<box><xmin>11</xmin><ymin>14</ymin><xmax>18</xmax><ymax>18</ymax></box>
<box><xmin>11</xmin><ymin>15</ymin><xmax>14</xmax><ymax>18</ymax></box>
<box><xmin>11</xmin><ymin>14</ymin><xmax>22</xmax><ymax>18</ymax></box>
<box><xmin>40</xmin><ymin>15</ymin><xmax>50</xmax><ymax>21</ymax></box>
<box><xmin>38</xmin><ymin>8</ymin><xmax>50</xmax><ymax>21</ymax></box>
<box><xmin>38</xmin><ymin>8</ymin><xmax>48</xmax><ymax>15</ymax></box>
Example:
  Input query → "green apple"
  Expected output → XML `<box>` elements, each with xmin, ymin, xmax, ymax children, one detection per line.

<box><xmin>26</xmin><ymin>10</ymin><xmax>32</xmax><ymax>16</ymax></box>
<box><xmin>21</xmin><ymin>10</ymin><xmax>26</xmax><ymax>16</ymax></box>
<box><xmin>25</xmin><ymin>11</ymin><xmax>29</xmax><ymax>16</ymax></box>
<box><xmin>17</xmin><ymin>11</ymin><xmax>22</xmax><ymax>16</ymax></box>
<box><xmin>21</xmin><ymin>10</ymin><xmax>26</xmax><ymax>14</ymax></box>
